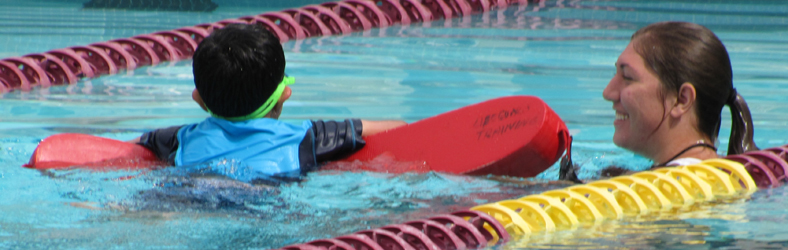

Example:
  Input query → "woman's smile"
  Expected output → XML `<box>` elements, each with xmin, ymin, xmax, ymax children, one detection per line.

<box><xmin>614</xmin><ymin>112</ymin><xmax>629</xmax><ymax>124</ymax></box>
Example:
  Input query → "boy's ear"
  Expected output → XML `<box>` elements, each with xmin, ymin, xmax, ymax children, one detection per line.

<box><xmin>192</xmin><ymin>89</ymin><xmax>208</xmax><ymax>111</ymax></box>
<box><xmin>280</xmin><ymin>86</ymin><xmax>292</xmax><ymax>102</ymax></box>
<box><xmin>670</xmin><ymin>82</ymin><xmax>696</xmax><ymax>118</ymax></box>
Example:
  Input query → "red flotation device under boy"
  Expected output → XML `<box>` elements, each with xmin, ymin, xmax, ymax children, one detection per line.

<box><xmin>24</xmin><ymin>95</ymin><xmax>571</xmax><ymax>178</ymax></box>
<box><xmin>24</xmin><ymin>133</ymin><xmax>163</xmax><ymax>170</ymax></box>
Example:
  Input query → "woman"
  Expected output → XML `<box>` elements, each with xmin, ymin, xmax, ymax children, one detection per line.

<box><xmin>560</xmin><ymin>21</ymin><xmax>758</xmax><ymax>181</ymax></box>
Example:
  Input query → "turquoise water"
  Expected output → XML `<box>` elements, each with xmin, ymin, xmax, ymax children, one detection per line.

<box><xmin>1</xmin><ymin>0</ymin><xmax>788</xmax><ymax>249</ymax></box>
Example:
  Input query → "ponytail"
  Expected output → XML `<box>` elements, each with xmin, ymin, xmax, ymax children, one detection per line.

<box><xmin>726</xmin><ymin>89</ymin><xmax>758</xmax><ymax>155</ymax></box>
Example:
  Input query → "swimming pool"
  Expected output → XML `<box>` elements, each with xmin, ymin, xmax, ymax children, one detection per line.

<box><xmin>2</xmin><ymin>0</ymin><xmax>788</xmax><ymax>249</ymax></box>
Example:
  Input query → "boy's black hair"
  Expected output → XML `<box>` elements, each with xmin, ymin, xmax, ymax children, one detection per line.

<box><xmin>192</xmin><ymin>23</ymin><xmax>285</xmax><ymax>118</ymax></box>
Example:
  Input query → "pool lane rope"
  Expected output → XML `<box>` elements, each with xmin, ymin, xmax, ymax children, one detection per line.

<box><xmin>278</xmin><ymin>145</ymin><xmax>788</xmax><ymax>250</ymax></box>
<box><xmin>5</xmin><ymin>0</ymin><xmax>788</xmax><ymax>248</ymax></box>
<box><xmin>0</xmin><ymin>0</ymin><xmax>533</xmax><ymax>93</ymax></box>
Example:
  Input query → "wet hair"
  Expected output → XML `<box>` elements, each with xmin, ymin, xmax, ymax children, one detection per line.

<box><xmin>192</xmin><ymin>23</ymin><xmax>285</xmax><ymax>118</ymax></box>
<box><xmin>631</xmin><ymin>22</ymin><xmax>757</xmax><ymax>155</ymax></box>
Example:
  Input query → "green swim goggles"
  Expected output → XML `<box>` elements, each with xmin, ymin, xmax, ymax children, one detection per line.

<box><xmin>208</xmin><ymin>76</ymin><xmax>295</xmax><ymax>121</ymax></box>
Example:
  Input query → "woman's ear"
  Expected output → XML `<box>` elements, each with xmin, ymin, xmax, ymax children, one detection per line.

<box><xmin>670</xmin><ymin>82</ymin><xmax>696</xmax><ymax>118</ymax></box>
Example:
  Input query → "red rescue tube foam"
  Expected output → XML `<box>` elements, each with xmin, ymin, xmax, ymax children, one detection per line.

<box><xmin>25</xmin><ymin>133</ymin><xmax>162</xmax><ymax>170</ymax></box>
<box><xmin>25</xmin><ymin>96</ymin><xmax>570</xmax><ymax>178</ymax></box>
<box><xmin>341</xmin><ymin>95</ymin><xmax>569</xmax><ymax>178</ymax></box>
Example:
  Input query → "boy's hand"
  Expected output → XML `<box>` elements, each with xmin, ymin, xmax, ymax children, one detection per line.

<box><xmin>360</xmin><ymin>120</ymin><xmax>407</xmax><ymax>136</ymax></box>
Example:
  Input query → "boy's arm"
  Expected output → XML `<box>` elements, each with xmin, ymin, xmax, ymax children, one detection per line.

<box><xmin>309</xmin><ymin>119</ymin><xmax>407</xmax><ymax>164</ymax></box>
<box><xmin>360</xmin><ymin>120</ymin><xmax>407</xmax><ymax>136</ymax></box>
<box><xmin>131</xmin><ymin>125</ymin><xmax>183</xmax><ymax>164</ymax></box>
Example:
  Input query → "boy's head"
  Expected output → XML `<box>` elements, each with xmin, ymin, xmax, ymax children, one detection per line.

<box><xmin>192</xmin><ymin>23</ymin><xmax>287</xmax><ymax>119</ymax></box>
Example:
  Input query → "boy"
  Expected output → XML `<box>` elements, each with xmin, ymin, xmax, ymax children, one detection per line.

<box><xmin>130</xmin><ymin>24</ymin><xmax>405</xmax><ymax>183</ymax></box>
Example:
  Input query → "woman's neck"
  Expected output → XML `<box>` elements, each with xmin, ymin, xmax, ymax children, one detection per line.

<box><xmin>651</xmin><ymin>138</ymin><xmax>718</xmax><ymax>166</ymax></box>
<box><xmin>641</xmin><ymin>109</ymin><xmax>717</xmax><ymax>165</ymax></box>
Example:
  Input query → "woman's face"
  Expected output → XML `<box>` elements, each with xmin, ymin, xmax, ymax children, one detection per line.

<box><xmin>603</xmin><ymin>41</ymin><xmax>671</xmax><ymax>155</ymax></box>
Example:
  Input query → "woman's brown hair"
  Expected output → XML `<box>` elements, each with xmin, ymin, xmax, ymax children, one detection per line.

<box><xmin>631</xmin><ymin>22</ymin><xmax>757</xmax><ymax>155</ymax></box>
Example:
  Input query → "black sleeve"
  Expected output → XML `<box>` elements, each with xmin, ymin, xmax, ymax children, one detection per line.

<box><xmin>136</xmin><ymin>125</ymin><xmax>182</xmax><ymax>165</ymax></box>
<box><xmin>311</xmin><ymin>119</ymin><xmax>365</xmax><ymax>162</ymax></box>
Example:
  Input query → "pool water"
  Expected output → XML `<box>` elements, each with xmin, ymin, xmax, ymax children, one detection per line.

<box><xmin>1</xmin><ymin>0</ymin><xmax>788</xmax><ymax>249</ymax></box>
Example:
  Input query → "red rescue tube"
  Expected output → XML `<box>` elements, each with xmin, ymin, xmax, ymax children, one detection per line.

<box><xmin>342</xmin><ymin>95</ymin><xmax>569</xmax><ymax>178</ymax></box>
<box><xmin>24</xmin><ymin>133</ymin><xmax>162</xmax><ymax>171</ymax></box>
<box><xmin>25</xmin><ymin>96</ymin><xmax>569</xmax><ymax>180</ymax></box>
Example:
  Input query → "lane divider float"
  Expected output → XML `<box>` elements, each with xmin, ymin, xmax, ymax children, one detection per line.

<box><xmin>0</xmin><ymin>0</ymin><xmax>532</xmax><ymax>93</ymax></box>
<box><xmin>277</xmin><ymin>145</ymin><xmax>788</xmax><ymax>249</ymax></box>
<box><xmin>6</xmin><ymin>0</ymin><xmax>788</xmax><ymax>248</ymax></box>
